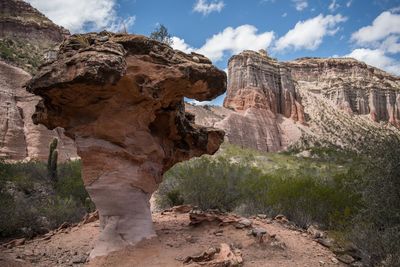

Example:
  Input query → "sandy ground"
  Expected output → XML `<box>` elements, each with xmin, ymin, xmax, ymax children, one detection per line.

<box><xmin>0</xmin><ymin>211</ymin><xmax>345</xmax><ymax>267</ymax></box>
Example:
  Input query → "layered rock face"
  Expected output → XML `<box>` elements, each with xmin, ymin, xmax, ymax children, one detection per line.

<box><xmin>1</xmin><ymin>0</ymin><xmax>70</xmax><ymax>74</ymax></box>
<box><xmin>27</xmin><ymin>33</ymin><xmax>226</xmax><ymax>257</ymax></box>
<box><xmin>0</xmin><ymin>60</ymin><xmax>76</xmax><ymax>161</ymax></box>
<box><xmin>286</xmin><ymin>58</ymin><xmax>400</xmax><ymax>125</ymax></box>
<box><xmin>0</xmin><ymin>0</ymin><xmax>76</xmax><ymax>161</ymax></box>
<box><xmin>1</xmin><ymin>0</ymin><xmax>68</xmax><ymax>45</ymax></box>
<box><xmin>224</xmin><ymin>50</ymin><xmax>305</xmax><ymax>123</ymax></box>
<box><xmin>187</xmin><ymin>50</ymin><xmax>305</xmax><ymax>152</ymax></box>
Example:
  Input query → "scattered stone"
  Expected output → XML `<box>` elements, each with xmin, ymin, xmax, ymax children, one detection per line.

<box><xmin>81</xmin><ymin>211</ymin><xmax>99</xmax><ymax>225</ymax></box>
<box><xmin>337</xmin><ymin>254</ymin><xmax>355</xmax><ymax>264</ymax></box>
<box><xmin>257</xmin><ymin>214</ymin><xmax>267</xmax><ymax>219</ymax></box>
<box><xmin>189</xmin><ymin>210</ymin><xmax>239</xmax><ymax>226</ymax></box>
<box><xmin>235</xmin><ymin>218</ymin><xmax>252</xmax><ymax>229</ymax></box>
<box><xmin>250</xmin><ymin>227</ymin><xmax>268</xmax><ymax>237</ymax></box>
<box><xmin>316</xmin><ymin>238</ymin><xmax>335</xmax><ymax>248</ymax></box>
<box><xmin>184</xmin><ymin>246</ymin><xmax>219</xmax><ymax>263</ymax></box>
<box><xmin>307</xmin><ymin>225</ymin><xmax>325</xmax><ymax>239</ymax></box>
<box><xmin>274</xmin><ymin>214</ymin><xmax>289</xmax><ymax>224</ymax></box>
<box><xmin>331</xmin><ymin>257</ymin><xmax>339</xmax><ymax>264</ymax></box>
<box><xmin>183</xmin><ymin>243</ymin><xmax>243</xmax><ymax>266</ymax></box>
<box><xmin>172</xmin><ymin>205</ymin><xmax>193</xmax><ymax>214</ymax></box>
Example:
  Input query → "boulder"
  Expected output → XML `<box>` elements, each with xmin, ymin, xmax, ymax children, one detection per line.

<box><xmin>27</xmin><ymin>32</ymin><xmax>226</xmax><ymax>258</ymax></box>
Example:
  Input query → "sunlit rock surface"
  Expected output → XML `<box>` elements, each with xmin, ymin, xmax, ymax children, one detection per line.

<box><xmin>27</xmin><ymin>33</ymin><xmax>226</xmax><ymax>258</ymax></box>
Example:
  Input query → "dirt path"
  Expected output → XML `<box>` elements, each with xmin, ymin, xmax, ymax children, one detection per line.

<box><xmin>1</xmin><ymin>211</ymin><xmax>345</xmax><ymax>267</ymax></box>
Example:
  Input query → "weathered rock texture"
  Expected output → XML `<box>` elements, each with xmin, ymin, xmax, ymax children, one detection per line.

<box><xmin>27</xmin><ymin>33</ymin><xmax>226</xmax><ymax>258</ymax></box>
<box><xmin>0</xmin><ymin>0</ymin><xmax>76</xmax><ymax>161</ymax></box>
<box><xmin>225</xmin><ymin>50</ymin><xmax>304</xmax><ymax>123</ymax></box>
<box><xmin>286</xmin><ymin>57</ymin><xmax>400</xmax><ymax>126</ymax></box>
<box><xmin>0</xmin><ymin>0</ymin><xmax>70</xmax><ymax>74</ymax></box>
<box><xmin>0</xmin><ymin>60</ymin><xmax>76</xmax><ymax>161</ymax></box>
<box><xmin>186</xmin><ymin>50</ymin><xmax>306</xmax><ymax>152</ymax></box>
<box><xmin>0</xmin><ymin>0</ymin><xmax>68</xmax><ymax>44</ymax></box>
<box><xmin>188</xmin><ymin>52</ymin><xmax>400</xmax><ymax>152</ymax></box>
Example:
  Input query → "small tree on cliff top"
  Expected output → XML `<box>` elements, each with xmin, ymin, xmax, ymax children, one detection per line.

<box><xmin>150</xmin><ymin>24</ymin><xmax>173</xmax><ymax>45</ymax></box>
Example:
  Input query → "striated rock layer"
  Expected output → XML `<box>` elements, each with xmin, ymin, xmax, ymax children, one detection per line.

<box><xmin>27</xmin><ymin>33</ymin><xmax>226</xmax><ymax>258</ymax></box>
<box><xmin>188</xmin><ymin>50</ymin><xmax>306</xmax><ymax>152</ymax></box>
<box><xmin>0</xmin><ymin>60</ymin><xmax>76</xmax><ymax>161</ymax></box>
<box><xmin>286</xmin><ymin>57</ymin><xmax>400</xmax><ymax>126</ymax></box>
<box><xmin>225</xmin><ymin>50</ymin><xmax>304</xmax><ymax>123</ymax></box>
<box><xmin>0</xmin><ymin>0</ymin><xmax>76</xmax><ymax>161</ymax></box>
<box><xmin>0</xmin><ymin>0</ymin><xmax>68</xmax><ymax>45</ymax></box>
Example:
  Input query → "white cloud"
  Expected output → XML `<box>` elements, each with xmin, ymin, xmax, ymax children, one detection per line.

<box><xmin>197</xmin><ymin>25</ymin><xmax>274</xmax><ymax>61</ymax></box>
<box><xmin>380</xmin><ymin>35</ymin><xmax>400</xmax><ymax>54</ymax></box>
<box><xmin>329</xmin><ymin>0</ymin><xmax>340</xmax><ymax>12</ymax></box>
<box><xmin>282</xmin><ymin>12</ymin><xmax>288</xmax><ymax>17</ymax></box>
<box><xmin>173</xmin><ymin>25</ymin><xmax>274</xmax><ymax>62</ymax></box>
<box><xmin>188</xmin><ymin>99</ymin><xmax>214</xmax><ymax>105</ymax></box>
<box><xmin>108</xmin><ymin>16</ymin><xmax>136</xmax><ymax>33</ymax></box>
<box><xmin>346</xmin><ymin>0</ymin><xmax>352</xmax><ymax>8</ymax></box>
<box><xmin>292</xmin><ymin>0</ymin><xmax>308</xmax><ymax>11</ymax></box>
<box><xmin>171</xmin><ymin>37</ymin><xmax>194</xmax><ymax>53</ymax></box>
<box><xmin>193</xmin><ymin>0</ymin><xmax>225</xmax><ymax>15</ymax></box>
<box><xmin>351</xmin><ymin>11</ymin><xmax>400</xmax><ymax>45</ymax></box>
<box><xmin>345</xmin><ymin>48</ymin><xmax>400</xmax><ymax>75</ymax></box>
<box><xmin>275</xmin><ymin>14</ymin><xmax>347</xmax><ymax>51</ymax></box>
<box><xmin>26</xmin><ymin>0</ymin><xmax>134</xmax><ymax>33</ymax></box>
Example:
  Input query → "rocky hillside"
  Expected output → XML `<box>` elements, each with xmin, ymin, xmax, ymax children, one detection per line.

<box><xmin>0</xmin><ymin>0</ymin><xmax>69</xmax><ymax>73</ymax></box>
<box><xmin>188</xmin><ymin>50</ymin><xmax>400</xmax><ymax>152</ymax></box>
<box><xmin>0</xmin><ymin>0</ymin><xmax>76</xmax><ymax>161</ymax></box>
<box><xmin>1</xmin><ymin>209</ymin><xmax>347</xmax><ymax>267</ymax></box>
<box><xmin>287</xmin><ymin>57</ymin><xmax>400</xmax><ymax>126</ymax></box>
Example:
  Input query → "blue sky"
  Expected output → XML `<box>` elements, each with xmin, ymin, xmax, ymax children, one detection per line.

<box><xmin>27</xmin><ymin>0</ymin><xmax>400</xmax><ymax>105</ymax></box>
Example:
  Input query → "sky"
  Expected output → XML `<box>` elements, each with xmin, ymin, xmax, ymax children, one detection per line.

<box><xmin>27</xmin><ymin>0</ymin><xmax>400</xmax><ymax>105</ymax></box>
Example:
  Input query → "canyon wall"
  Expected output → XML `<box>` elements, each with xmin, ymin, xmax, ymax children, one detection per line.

<box><xmin>0</xmin><ymin>61</ymin><xmax>77</xmax><ymax>161</ymax></box>
<box><xmin>188</xmin><ymin>53</ymin><xmax>400</xmax><ymax>152</ymax></box>
<box><xmin>286</xmin><ymin>57</ymin><xmax>400</xmax><ymax>126</ymax></box>
<box><xmin>0</xmin><ymin>0</ymin><xmax>76</xmax><ymax>161</ymax></box>
<box><xmin>225</xmin><ymin>50</ymin><xmax>305</xmax><ymax>123</ymax></box>
<box><xmin>188</xmin><ymin>50</ymin><xmax>305</xmax><ymax>152</ymax></box>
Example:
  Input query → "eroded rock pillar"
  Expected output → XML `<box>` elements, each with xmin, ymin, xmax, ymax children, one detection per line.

<box><xmin>27</xmin><ymin>33</ymin><xmax>226</xmax><ymax>258</ymax></box>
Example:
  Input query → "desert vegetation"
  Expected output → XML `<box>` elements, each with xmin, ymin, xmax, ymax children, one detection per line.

<box><xmin>157</xmin><ymin>141</ymin><xmax>400</xmax><ymax>266</ymax></box>
<box><xmin>0</xmin><ymin>159</ymin><xmax>93</xmax><ymax>239</ymax></box>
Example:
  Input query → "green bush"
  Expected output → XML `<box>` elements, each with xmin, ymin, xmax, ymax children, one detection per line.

<box><xmin>158</xmin><ymin>157</ymin><xmax>258</xmax><ymax>211</ymax></box>
<box><xmin>0</xmin><ymin>159</ymin><xmax>94</xmax><ymax>238</ymax></box>
<box><xmin>157</xmin><ymin>144</ymin><xmax>362</xmax><ymax>229</ymax></box>
<box><xmin>349</xmin><ymin>134</ymin><xmax>400</xmax><ymax>266</ymax></box>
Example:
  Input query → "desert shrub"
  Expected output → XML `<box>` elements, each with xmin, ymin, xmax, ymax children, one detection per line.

<box><xmin>349</xmin><ymin>134</ymin><xmax>400</xmax><ymax>266</ymax></box>
<box><xmin>157</xmin><ymin>144</ymin><xmax>362</xmax><ymax>229</ymax></box>
<box><xmin>158</xmin><ymin>156</ymin><xmax>259</xmax><ymax>211</ymax></box>
<box><xmin>56</xmin><ymin>160</ymin><xmax>94</xmax><ymax>212</ymax></box>
<box><xmin>40</xmin><ymin>196</ymin><xmax>86</xmax><ymax>229</ymax></box>
<box><xmin>0</xmin><ymin>159</ymin><xmax>93</xmax><ymax>238</ymax></box>
<box><xmin>261</xmin><ymin>171</ymin><xmax>362</xmax><ymax>228</ymax></box>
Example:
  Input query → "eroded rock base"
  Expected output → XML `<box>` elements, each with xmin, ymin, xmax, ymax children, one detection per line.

<box><xmin>87</xmin><ymin>185</ymin><xmax>155</xmax><ymax>258</ymax></box>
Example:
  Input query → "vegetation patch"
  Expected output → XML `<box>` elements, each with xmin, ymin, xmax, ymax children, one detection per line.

<box><xmin>0</xmin><ymin>159</ymin><xmax>93</xmax><ymax>239</ymax></box>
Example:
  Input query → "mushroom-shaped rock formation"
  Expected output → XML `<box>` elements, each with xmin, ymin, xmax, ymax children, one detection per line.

<box><xmin>27</xmin><ymin>33</ymin><xmax>226</xmax><ymax>258</ymax></box>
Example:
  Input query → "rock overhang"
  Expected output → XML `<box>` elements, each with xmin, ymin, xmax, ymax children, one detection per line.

<box><xmin>26</xmin><ymin>32</ymin><xmax>226</xmax><ymax>258</ymax></box>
